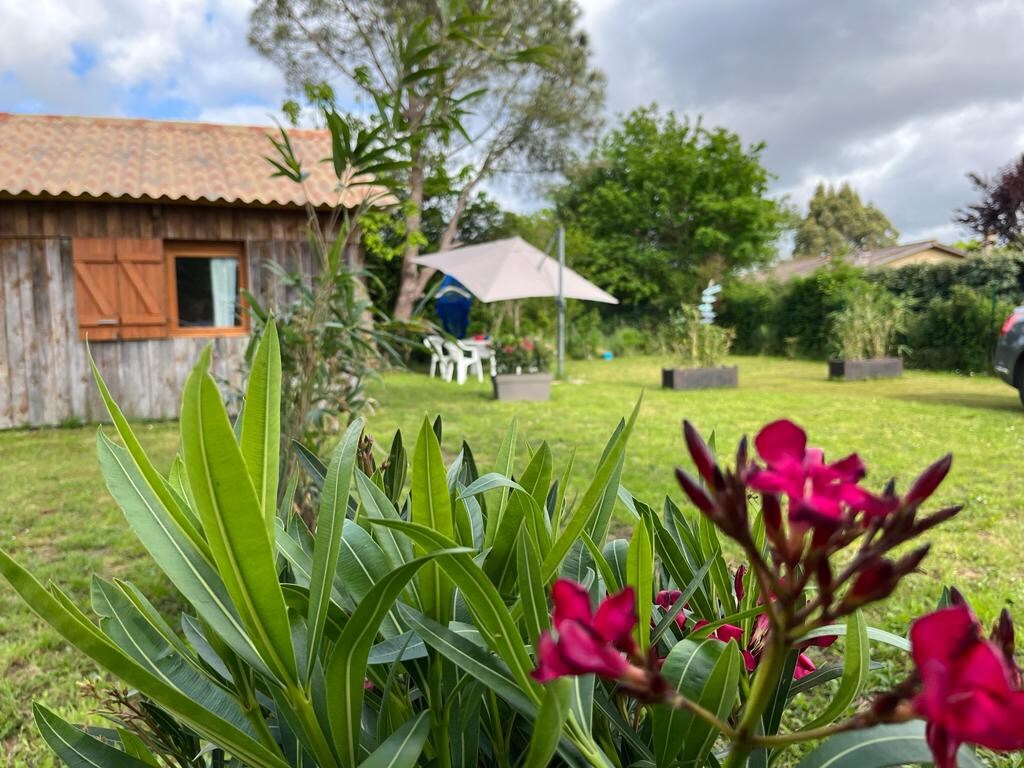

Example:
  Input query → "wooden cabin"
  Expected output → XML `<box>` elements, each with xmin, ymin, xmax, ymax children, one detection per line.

<box><xmin>0</xmin><ymin>113</ymin><xmax>374</xmax><ymax>428</ymax></box>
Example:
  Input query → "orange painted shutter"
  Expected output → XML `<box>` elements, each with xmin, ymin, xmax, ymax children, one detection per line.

<box><xmin>71</xmin><ymin>238</ymin><xmax>120</xmax><ymax>341</ymax></box>
<box><xmin>115</xmin><ymin>238</ymin><xmax>168</xmax><ymax>339</ymax></box>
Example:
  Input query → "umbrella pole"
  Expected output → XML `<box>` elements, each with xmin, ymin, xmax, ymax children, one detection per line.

<box><xmin>557</xmin><ymin>226</ymin><xmax>565</xmax><ymax>379</ymax></box>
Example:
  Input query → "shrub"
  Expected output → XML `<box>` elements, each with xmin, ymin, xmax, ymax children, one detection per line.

<box><xmin>777</xmin><ymin>264</ymin><xmax>870</xmax><ymax>357</ymax></box>
<box><xmin>3</xmin><ymin>336</ymin><xmax>1022</xmax><ymax>768</ymax></box>
<box><xmin>905</xmin><ymin>286</ymin><xmax>1015</xmax><ymax>373</ymax></box>
<box><xmin>828</xmin><ymin>287</ymin><xmax>910</xmax><ymax>360</ymax></box>
<box><xmin>716</xmin><ymin>280</ymin><xmax>780</xmax><ymax>355</ymax></box>
<box><xmin>664</xmin><ymin>305</ymin><xmax>735</xmax><ymax>367</ymax></box>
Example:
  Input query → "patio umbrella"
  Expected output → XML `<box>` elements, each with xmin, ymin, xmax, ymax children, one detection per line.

<box><xmin>415</xmin><ymin>236</ymin><xmax>617</xmax><ymax>304</ymax></box>
<box><xmin>415</xmin><ymin>234</ymin><xmax>617</xmax><ymax>377</ymax></box>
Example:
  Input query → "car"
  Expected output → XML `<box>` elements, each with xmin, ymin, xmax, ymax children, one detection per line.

<box><xmin>994</xmin><ymin>306</ymin><xmax>1024</xmax><ymax>405</ymax></box>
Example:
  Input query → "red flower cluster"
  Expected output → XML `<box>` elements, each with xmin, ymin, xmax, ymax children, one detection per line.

<box><xmin>744</xmin><ymin>420</ymin><xmax>895</xmax><ymax>528</ymax></box>
<box><xmin>532</xmin><ymin>580</ymin><xmax>639</xmax><ymax>683</ymax></box>
<box><xmin>655</xmin><ymin>585</ymin><xmax>834</xmax><ymax>680</ymax></box>
<box><xmin>910</xmin><ymin>604</ymin><xmax>1024</xmax><ymax>768</ymax></box>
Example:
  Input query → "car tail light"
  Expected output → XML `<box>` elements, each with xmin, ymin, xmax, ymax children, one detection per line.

<box><xmin>1001</xmin><ymin>311</ymin><xmax>1024</xmax><ymax>336</ymax></box>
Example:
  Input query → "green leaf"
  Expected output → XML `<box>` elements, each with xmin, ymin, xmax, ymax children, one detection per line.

<box><xmin>355</xmin><ymin>472</ymin><xmax>415</xmax><ymax>573</ymax></box>
<box><xmin>89</xmin><ymin>577</ymin><xmax>255</xmax><ymax>738</ymax></box>
<box><xmin>97</xmin><ymin>431</ymin><xmax>268</xmax><ymax>674</ymax></box>
<box><xmin>0</xmin><ymin>551</ymin><xmax>288</xmax><ymax>768</ymax></box>
<box><xmin>382</xmin><ymin>430</ymin><xmax>407</xmax><ymax>507</ymax></box>
<box><xmin>411</xmin><ymin>417</ymin><xmax>455</xmax><ymax>623</ymax></box>
<box><xmin>652</xmin><ymin>638</ymin><xmax>742</xmax><ymax>767</ymax></box>
<box><xmin>796</xmin><ymin>722</ymin><xmax>987</xmax><ymax>768</ymax></box>
<box><xmin>307</xmin><ymin>418</ymin><xmax>364</xmax><ymax>679</ymax></box>
<box><xmin>369</xmin><ymin>519</ymin><xmax>539</xmax><ymax>699</ymax></box>
<box><xmin>543</xmin><ymin>399</ymin><xmax>642</xmax><ymax>581</ymax></box>
<box><xmin>517</xmin><ymin>527</ymin><xmax>548</xmax><ymax>644</ymax></box>
<box><xmin>34</xmin><ymin>704</ymin><xmax>154</xmax><ymax>767</ymax></box>
<box><xmin>799</xmin><ymin>624</ymin><xmax>911</xmax><ymax>653</ymax></box>
<box><xmin>338</xmin><ymin>520</ymin><xmax>403</xmax><ymax>637</ymax></box>
<box><xmin>358</xmin><ymin>711</ymin><xmax>430</xmax><ymax>768</ymax></box>
<box><xmin>626</xmin><ymin>514</ymin><xmax>654</xmax><ymax>650</ymax></box>
<box><xmin>484</xmin><ymin>419</ymin><xmax>518</xmax><ymax>548</ymax></box>
<box><xmin>180</xmin><ymin>351</ymin><xmax>297</xmax><ymax>685</ymax></box>
<box><xmin>523</xmin><ymin>679</ymin><xmax>572</xmax><ymax>768</ymax></box>
<box><xmin>799</xmin><ymin>611</ymin><xmax>870</xmax><ymax>730</ymax></box>
<box><xmin>400</xmin><ymin>607</ymin><xmax>536</xmax><ymax>717</ymax></box>
<box><xmin>293</xmin><ymin>440</ymin><xmax>327</xmax><ymax>490</ymax></box>
<box><xmin>240</xmin><ymin>320</ymin><xmax>281</xmax><ymax>537</ymax></box>
<box><xmin>325</xmin><ymin>551</ymin><xmax>464</xmax><ymax>767</ymax></box>
<box><xmin>88</xmin><ymin>348</ymin><xmax>210</xmax><ymax>562</ymax></box>
<box><xmin>650</xmin><ymin>554</ymin><xmax>717</xmax><ymax>645</ymax></box>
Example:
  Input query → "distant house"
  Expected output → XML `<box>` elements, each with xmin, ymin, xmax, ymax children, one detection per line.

<box><xmin>0</xmin><ymin>113</ymin><xmax>381</xmax><ymax>429</ymax></box>
<box><xmin>754</xmin><ymin>240</ymin><xmax>968</xmax><ymax>283</ymax></box>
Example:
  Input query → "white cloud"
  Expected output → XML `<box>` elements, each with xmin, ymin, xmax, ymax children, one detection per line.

<box><xmin>0</xmin><ymin>0</ymin><xmax>286</xmax><ymax>121</ymax></box>
<box><xmin>577</xmin><ymin>0</ymin><xmax>1024</xmax><ymax>246</ymax></box>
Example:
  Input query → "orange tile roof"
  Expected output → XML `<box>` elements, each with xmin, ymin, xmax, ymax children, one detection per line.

<box><xmin>0</xmin><ymin>112</ymin><xmax>391</xmax><ymax>209</ymax></box>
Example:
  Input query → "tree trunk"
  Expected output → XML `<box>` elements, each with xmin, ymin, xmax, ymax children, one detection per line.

<box><xmin>393</xmin><ymin>152</ymin><xmax>425</xmax><ymax>321</ymax></box>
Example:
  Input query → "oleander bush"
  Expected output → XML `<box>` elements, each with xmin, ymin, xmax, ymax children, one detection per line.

<box><xmin>2</xmin><ymin>326</ymin><xmax>1022</xmax><ymax>768</ymax></box>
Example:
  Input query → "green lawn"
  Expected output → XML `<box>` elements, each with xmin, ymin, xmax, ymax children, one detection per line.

<box><xmin>1</xmin><ymin>354</ymin><xmax>1022</xmax><ymax>764</ymax></box>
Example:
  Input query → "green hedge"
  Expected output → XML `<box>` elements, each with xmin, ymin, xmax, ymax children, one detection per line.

<box><xmin>719</xmin><ymin>253</ymin><xmax>1024</xmax><ymax>373</ymax></box>
<box><xmin>865</xmin><ymin>250</ymin><xmax>1024</xmax><ymax>304</ymax></box>
<box><xmin>905</xmin><ymin>287</ymin><xmax>1016</xmax><ymax>373</ymax></box>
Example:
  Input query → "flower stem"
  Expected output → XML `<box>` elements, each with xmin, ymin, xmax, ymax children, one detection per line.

<box><xmin>724</xmin><ymin>631</ymin><xmax>789</xmax><ymax>768</ymax></box>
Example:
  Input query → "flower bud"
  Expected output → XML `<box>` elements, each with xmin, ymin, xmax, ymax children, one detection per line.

<box><xmin>762</xmin><ymin>493</ymin><xmax>782</xmax><ymax>535</ymax></box>
<box><xmin>675</xmin><ymin>468</ymin><xmax>716</xmax><ymax>517</ymax></box>
<box><xmin>904</xmin><ymin>454</ymin><xmax>952</xmax><ymax>508</ymax></box>
<box><xmin>992</xmin><ymin>608</ymin><xmax>1017</xmax><ymax>679</ymax></box>
<box><xmin>682</xmin><ymin>421</ymin><xmax>719</xmax><ymax>489</ymax></box>
<box><xmin>845</xmin><ymin>559</ymin><xmax>897</xmax><ymax>609</ymax></box>
<box><xmin>734</xmin><ymin>564</ymin><xmax>747</xmax><ymax>602</ymax></box>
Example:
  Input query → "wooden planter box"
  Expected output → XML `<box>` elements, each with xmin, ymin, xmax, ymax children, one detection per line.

<box><xmin>492</xmin><ymin>372</ymin><xmax>553</xmax><ymax>401</ymax></box>
<box><xmin>662</xmin><ymin>366</ymin><xmax>738</xmax><ymax>391</ymax></box>
<box><xmin>828</xmin><ymin>357</ymin><xmax>903</xmax><ymax>381</ymax></box>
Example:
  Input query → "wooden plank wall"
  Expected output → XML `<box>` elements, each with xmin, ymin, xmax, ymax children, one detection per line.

<box><xmin>0</xmin><ymin>199</ymin><xmax>319</xmax><ymax>428</ymax></box>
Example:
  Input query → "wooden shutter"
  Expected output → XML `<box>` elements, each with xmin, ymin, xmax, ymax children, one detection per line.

<box><xmin>72</xmin><ymin>238</ymin><xmax>120</xmax><ymax>341</ymax></box>
<box><xmin>115</xmin><ymin>238</ymin><xmax>168</xmax><ymax>339</ymax></box>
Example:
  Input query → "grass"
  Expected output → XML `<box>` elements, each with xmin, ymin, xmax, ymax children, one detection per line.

<box><xmin>1</xmin><ymin>354</ymin><xmax>1022</xmax><ymax>764</ymax></box>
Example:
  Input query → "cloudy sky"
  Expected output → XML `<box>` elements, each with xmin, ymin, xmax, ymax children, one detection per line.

<box><xmin>2</xmin><ymin>0</ymin><xmax>1023</xmax><ymax>245</ymax></box>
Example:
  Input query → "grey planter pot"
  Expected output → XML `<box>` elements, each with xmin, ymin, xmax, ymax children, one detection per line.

<box><xmin>828</xmin><ymin>357</ymin><xmax>903</xmax><ymax>381</ymax></box>
<box><xmin>662</xmin><ymin>366</ymin><xmax>739</xmax><ymax>391</ymax></box>
<box><xmin>492</xmin><ymin>372</ymin><xmax>553</xmax><ymax>401</ymax></box>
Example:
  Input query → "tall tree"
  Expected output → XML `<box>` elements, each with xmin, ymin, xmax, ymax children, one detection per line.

<box><xmin>957</xmin><ymin>154</ymin><xmax>1024</xmax><ymax>245</ymax></box>
<box><xmin>250</xmin><ymin>0</ymin><xmax>605</xmax><ymax>320</ymax></box>
<box><xmin>793</xmin><ymin>182</ymin><xmax>898</xmax><ymax>258</ymax></box>
<box><xmin>555</xmin><ymin>107</ymin><xmax>787</xmax><ymax>311</ymax></box>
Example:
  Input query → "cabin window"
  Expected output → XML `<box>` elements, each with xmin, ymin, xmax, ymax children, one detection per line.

<box><xmin>70</xmin><ymin>238</ymin><xmax>247</xmax><ymax>340</ymax></box>
<box><xmin>167</xmin><ymin>243</ymin><xmax>247</xmax><ymax>337</ymax></box>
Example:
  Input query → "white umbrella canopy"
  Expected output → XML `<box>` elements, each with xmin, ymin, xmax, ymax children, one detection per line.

<box><xmin>415</xmin><ymin>236</ymin><xmax>618</xmax><ymax>304</ymax></box>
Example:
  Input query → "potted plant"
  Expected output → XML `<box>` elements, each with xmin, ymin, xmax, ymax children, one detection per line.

<box><xmin>828</xmin><ymin>288</ymin><xmax>909</xmax><ymax>381</ymax></box>
<box><xmin>492</xmin><ymin>336</ymin><xmax>553</xmax><ymax>400</ymax></box>
<box><xmin>662</xmin><ymin>306</ymin><xmax>738</xmax><ymax>390</ymax></box>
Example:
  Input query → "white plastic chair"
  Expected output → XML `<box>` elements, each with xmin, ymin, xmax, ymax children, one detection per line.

<box><xmin>424</xmin><ymin>336</ymin><xmax>451</xmax><ymax>380</ymax></box>
<box><xmin>443</xmin><ymin>340</ymin><xmax>484</xmax><ymax>385</ymax></box>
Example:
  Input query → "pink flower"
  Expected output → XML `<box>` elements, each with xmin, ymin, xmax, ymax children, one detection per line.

<box><xmin>532</xmin><ymin>580</ymin><xmax>638</xmax><ymax>683</ymax></box>
<box><xmin>744</xmin><ymin>419</ymin><xmax>894</xmax><ymax>528</ymax></box>
<box><xmin>655</xmin><ymin>589</ymin><xmax>687</xmax><ymax>630</ymax></box>
<box><xmin>911</xmin><ymin>605</ymin><xmax>1024</xmax><ymax>768</ymax></box>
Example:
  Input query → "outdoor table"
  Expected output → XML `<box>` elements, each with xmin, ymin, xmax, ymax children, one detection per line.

<box><xmin>460</xmin><ymin>338</ymin><xmax>496</xmax><ymax>377</ymax></box>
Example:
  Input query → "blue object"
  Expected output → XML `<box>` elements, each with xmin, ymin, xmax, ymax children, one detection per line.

<box><xmin>435</xmin><ymin>275</ymin><xmax>473</xmax><ymax>338</ymax></box>
<box><xmin>602</xmin><ymin>351</ymin><xmax>614</xmax><ymax>360</ymax></box>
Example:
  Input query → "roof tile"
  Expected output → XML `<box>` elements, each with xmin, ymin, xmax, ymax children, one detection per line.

<box><xmin>0</xmin><ymin>112</ymin><xmax>389</xmax><ymax>209</ymax></box>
